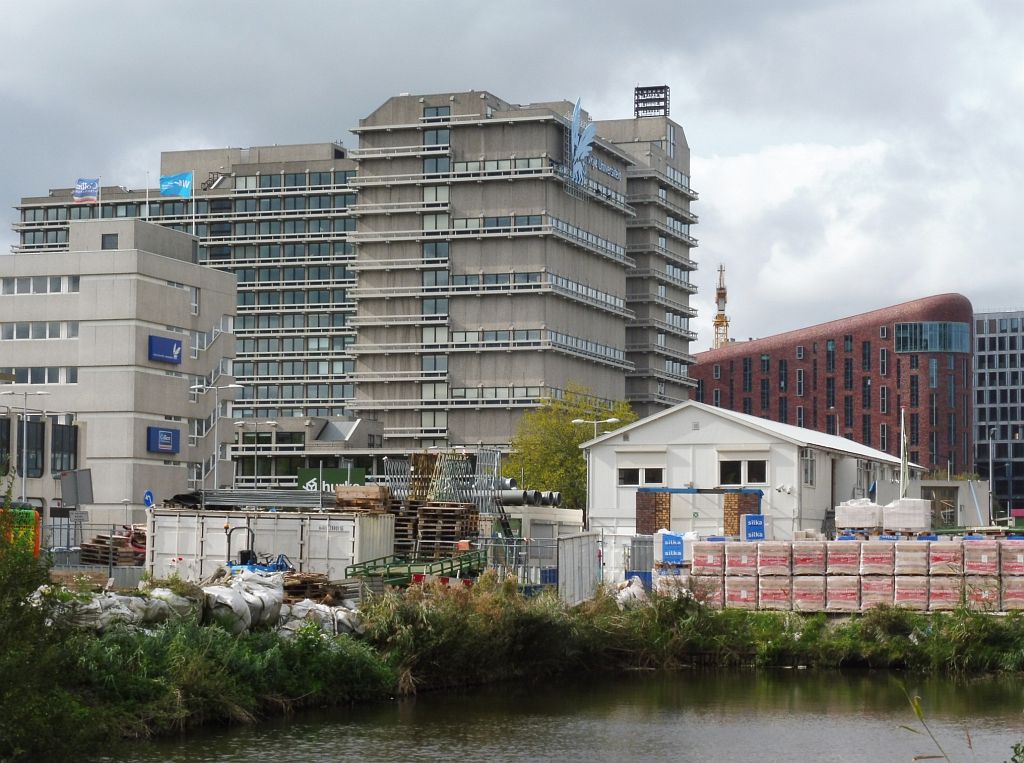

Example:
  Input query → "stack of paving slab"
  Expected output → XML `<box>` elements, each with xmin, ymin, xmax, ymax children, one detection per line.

<box><xmin>883</xmin><ymin>498</ymin><xmax>932</xmax><ymax>533</ymax></box>
<box><xmin>835</xmin><ymin>498</ymin><xmax>883</xmax><ymax>532</ymax></box>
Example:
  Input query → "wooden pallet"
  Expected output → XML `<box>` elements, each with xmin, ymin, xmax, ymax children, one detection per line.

<box><xmin>416</xmin><ymin>502</ymin><xmax>479</xmax><ymax>560</ymax></box>
<box><xmin>79</xmin><ymin>537</ymin><xmax>140</xmax><ymax>566</ymax></box>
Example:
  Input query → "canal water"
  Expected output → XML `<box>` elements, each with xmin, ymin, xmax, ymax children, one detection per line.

<box><xmin>109</xmin><ymin>670</ymin><xmax>1024</xmax><ymax>762</ymax></box>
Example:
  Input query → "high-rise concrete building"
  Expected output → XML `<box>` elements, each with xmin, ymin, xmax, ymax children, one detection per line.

<box><xmin>0</xmin><ymin>219</ymin><xmax>235</xmax><ymax>522</ymax></box>
<box><xmin>973</xmin><ymin>310</ymin><xmax>1024</xmax><ymax>516</ymax></box>
<box><xmin>10</xmin><ymin>88</ymin><xmax>698</xmax><ymax>473</ymax></box>
<box><xmin>349</xmin><ymin>90</ymin><xmax>698</xmax><ymax>448</ymax></box>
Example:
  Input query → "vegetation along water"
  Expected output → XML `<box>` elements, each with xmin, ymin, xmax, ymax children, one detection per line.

<box><xmin>4</xmin><ymin>506</ymin><xmax>1024</xmax><ymax>762</ymax></box>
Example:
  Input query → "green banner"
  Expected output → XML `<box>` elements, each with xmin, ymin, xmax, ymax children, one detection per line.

<box><xmin>297</xmin><ymin>467</ymin><xmax>365</xmax><ymax>491</ymax></box>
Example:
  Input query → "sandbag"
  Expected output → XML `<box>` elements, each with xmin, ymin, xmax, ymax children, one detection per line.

<box><xmin>203</xmin><ymin>585</ymin><xmax>252</xmax><ymax>635</ymax></box>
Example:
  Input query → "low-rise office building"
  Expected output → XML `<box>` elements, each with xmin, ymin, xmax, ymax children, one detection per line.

<box><xmin>0</xmin><ymin>219</ymin><xmax>236</xmax><ymax>524</ymax></box>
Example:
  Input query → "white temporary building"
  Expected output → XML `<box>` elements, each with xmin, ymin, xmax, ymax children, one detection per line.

<box><xmin>581</xmin><ymin>400</ymin><xmax>924</xmax><ymax>539</ymax></box>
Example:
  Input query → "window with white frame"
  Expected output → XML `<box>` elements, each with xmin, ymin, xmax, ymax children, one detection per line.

<box><xmin>617</xmin><ymin>466</ymin><xmax>664</xmax><ymax>486</ymax></box>
<box><xmin>800</xmin><ymin>448</ymin><xmax>815</xmax><ymax>486</ymax></box>
<box><xmin>719</xmin><ymin>458</ymin><xmax>768</xmax><ymax>485</ymax></box>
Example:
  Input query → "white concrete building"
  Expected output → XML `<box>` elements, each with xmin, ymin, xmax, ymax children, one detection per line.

<box><xmin>582</xmin><ymin>400</ymin><xmax>924</xmax><ymax>538</ymax></box>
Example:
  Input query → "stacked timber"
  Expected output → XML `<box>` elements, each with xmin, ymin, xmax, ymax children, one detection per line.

<box><xmin>409</xmin><ymin>452</ymin><xmax>438</xmax><ymax>502</ymax></box>
<box><xmin>335</xmin><ymin>484</ymin><xmax>391</xmax><ymax>513</ymax></box>
<box><xmin>389</xmin><ymin>501</ymin><xmax>420</xmax><ymax>556</ymax></box>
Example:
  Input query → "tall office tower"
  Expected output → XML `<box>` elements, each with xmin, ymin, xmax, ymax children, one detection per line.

<box><xmin>11</xmin><ymin>87</ymin><xmax>699</xmax><ymax>466</ymax></box>
<box><xmin>974</xmin><ymin>310</ymin><xmax>1024</xmax><ymax>516</ymax></box>
<box><xmin>13</xmin><ymin>144</ymin><xmax>361</xmax><ymax>487</ymax></box>
<box><xmin>348</xmin><ymin>90</ymin><xmax>698</xmax><ymax>448</ymax></box>
<box><xmin>596</xmin><ymin>107</ymin><xmax>700</xmax><ymax>416</ymax></box>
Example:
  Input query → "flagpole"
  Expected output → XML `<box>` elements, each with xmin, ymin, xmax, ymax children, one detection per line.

<box><xmin>899</xmin><ymin>407</ymin><xmax>908</xmax><ymax>499</ymax></box>
<box><xmin>191</xmin><ymin>170</ymin><xmax>196</xmax><ymax>236</ymax></box>
<box><xmin>97</xmin><ymin>177</ymin><xmax>102</xmax><ymax>220</ymax></box>
<box><xmin>145</xmin><ymin>171</ymin><xmax>150</xmax><ymax>221</ymax></box>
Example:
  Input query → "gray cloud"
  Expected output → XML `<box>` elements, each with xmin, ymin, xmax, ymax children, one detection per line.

<box><xmin>3</xmin><ymin>0</ymin><xmax>1022</xmax><ymax>349</ymax></box>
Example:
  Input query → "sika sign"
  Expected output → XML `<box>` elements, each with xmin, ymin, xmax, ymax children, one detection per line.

<box><xmin>146</xmin><ymin>427</ymin><xmax>180</xmax><ymax>454</ymax></box>
<box><xmin>148</xmin><ymin>335</ymin><xmax>183</xmax><ymax>365</ymax></box>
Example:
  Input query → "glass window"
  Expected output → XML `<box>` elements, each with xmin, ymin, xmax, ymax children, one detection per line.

<box><xmin>617</xmin><ymin>468</ymin><xmax>640</xmax><ymax>486</ymax></box>
<box><xmin>719</xmin><ymin>460</ymin><xmax>742</xmax><ymax>485</ymax></box>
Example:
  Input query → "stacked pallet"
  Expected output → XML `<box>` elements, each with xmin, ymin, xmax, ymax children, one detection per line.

<box><xmin>416</xmin><ymin>502</ymin><xmax>478</xmax><ymax>560</ymax></box>
<box><xmin>80</xmin><ymin>534</ymin><xmax>140</xmax><ymax>566</ymax></box>
<box><xmin>388</xmin><ymin>501</ymin><xmax>420</xmax><ymax>556</ymax></box>
<box><xmin>283</xmin><ymin>571</ymin><xmax>329</xmax><ymax>602</ymax></box>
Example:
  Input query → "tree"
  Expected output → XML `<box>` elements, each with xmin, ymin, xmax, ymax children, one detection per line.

<box><xmin>504</xmin><ymin>383</ymin><xmax>636</xmax><ymax>511</ymax></box>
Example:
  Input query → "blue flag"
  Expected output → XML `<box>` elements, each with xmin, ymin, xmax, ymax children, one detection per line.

<box><xmin>72</xmin><ymin>178</ymin><xmax>99</xmax><ymax>203</ymax></box>
<box><xmin>160</xmin><ymin>171</ymin><xmax>193</xmax><ymax>198</ymax></box>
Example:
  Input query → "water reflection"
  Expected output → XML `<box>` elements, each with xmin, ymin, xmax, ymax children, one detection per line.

<box><xmin>108</xmin><ymin>670</ymin><xmax>1024</xmax><ymax>763</ymax></box>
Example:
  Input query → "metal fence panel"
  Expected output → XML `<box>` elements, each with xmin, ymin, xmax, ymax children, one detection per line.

<box><xmin>558</xmin><ymin>532</ymin><xmax>601</xmax><ymax>606</ymax></box>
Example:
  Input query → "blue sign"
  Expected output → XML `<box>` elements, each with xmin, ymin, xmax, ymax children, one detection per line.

<box><xmin>146</xmin><ymin>427</ymin><xmax>180</xmax><ymax>454</ymax></box>
<box><xmin>741</xmin><ymin>514</ymin><xmax>766</xmax><ymax>542</ymax></box>
<box><xmin>143</xmin><ymin>490</ymin><xmax>155</xmax><ymax>508</ymax></box>
<box><xmin>569</xmin><ymin>99</ymin><xmax>597</xmax><ymax>184</ymax></box>
<box><xmin>148</xmin><ymin>335</ymin><xmax>183</xmax><ymax>365</ymax></box>
<box><xmin>160</xmin><ymin>171</ymin><xmax>193</xmax><ymax>198</ymax></box>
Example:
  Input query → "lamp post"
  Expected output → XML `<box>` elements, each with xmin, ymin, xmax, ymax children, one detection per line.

<box><xmin>190</xmin><ymin>383</ymin><xmax>243</xmax><ymax>490</ymax></box>
<box><xmin>235</xmin><ymin>419</ymin><xmax>276</xmax><ymax>488</ymax></box>
<box><xmin>989</xmin><ymin>426</ymin><xmax>997</xmax><ymax>526</ymax></box>
<box><xmin>571</xmin><ymin>417</ymin><xmax>620</xmax><ymax>531</ymax></box>
<box><xmin>0</xmin><ymin>390</ymin><xmax>50</xmax><ymax>503</ymax></box>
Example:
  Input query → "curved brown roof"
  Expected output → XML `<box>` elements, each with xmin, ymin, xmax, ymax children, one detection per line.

<box><xmin>697</xmin><ymin>293</ymin><xmax>973</xmax><ymax>362</ymax></box>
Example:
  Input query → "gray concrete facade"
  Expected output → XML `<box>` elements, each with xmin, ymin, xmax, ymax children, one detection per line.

<box><xmin>0</xmin><ymin>219</ymin><xmax>236</xmax><ymax>523</ymax></box>
<box><xmin>10</xmin><ymin>87</ymin><xmax>698</xmax><ymax>469</ymax></box>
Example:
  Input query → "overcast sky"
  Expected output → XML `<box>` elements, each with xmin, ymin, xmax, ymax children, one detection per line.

<box><xmin>2</xmin><ymin>1</ymin><xmax>1021</xmax><ymax>348</ymax></box>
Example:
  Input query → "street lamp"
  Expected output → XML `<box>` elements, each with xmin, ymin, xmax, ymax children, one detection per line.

<box><xmin>0</xmin><ymin>390</ymin><xmax>50</xmax><ymax>503</ymax></box>
<box><xmin>190</xmin><ymin>383</ymin><xmax>243</xmax><ymax>490</ymax></box>
<box><xmin>571</xmin><ymin>417</ymin><xmax>620</xmax><ymax>439</ymax></box>
<box><xmin>989</xmin><ymin>426</ymin><xmax>997</xmax><ymax>526</ymax></box>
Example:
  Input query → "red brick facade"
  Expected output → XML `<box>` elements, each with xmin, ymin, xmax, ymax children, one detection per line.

<box><xmin>691</xmin><ymin>294</ymin><xmax>974</xmax><ymax>472</ymax></box>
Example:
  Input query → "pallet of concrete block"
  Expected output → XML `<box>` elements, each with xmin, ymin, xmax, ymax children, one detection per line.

<box><xmin>963</xmin><ymin>539</ymin><xmax>999</xmax><ymax>576</ymax></box>
<box><xmin>860</xmin><ymin>541</ymin><xmax>895</xmax><ymax>575</ymax></box>
<box><xmin>965</xmin><ymin>576</ymin><xmax>1000</xmax><ymax>612</ymax></box>
<box><xmin>835</xmin><ymin>498</ymin><xmax>882</xmax><ymax>531</ymax></box>
<box><xmin>826</xmin><ymin>540</ymin><xmax>861</xmax><ymax>575</ymax></box>
<box><xmin>689</xmin><ymin>575</ymin><xmax>724</xmax><ymax>609</ymax></box>
<box><xmin>724</xmin><ymin>542</ymin><xmax>757</xmax><ymax>576</ymax></box>
<box><xmin>999</xmin><ymin>539</ymin><xmax>1024</xmax><ymax>576</ymax></box>
<box><xmin>825</xmin><ymin>576</ymin><xmax>860</xmax><ymax>612</ymax></box>
<box><xmin>792</xmin><ymin>541</ymin><xmax>826</xmax><ymax>575</ymax></box>
<box><xmin>725</xmin><ymin>576</ymin><xmax>757</xmax><ymax>609</ymax></box>
<box><xmin>690</xmin><ymin>541</ymin><xmax>725</xmax><ymax>576</ymax></box>
<box><xmin>883</xmin><ymin>497</ymin><xmax>932</xmax><ymax>533</ymax></box>
<box><xmin>929</xmin><ymin>576</ymin><xmax>962</xmax><ymax>611</ymax></box>
<box><xmin>894</xmin><ymin>541</ymin><xmax>930</xmax><ymax>575</ymax></box>
<box><xmin>792</xmin><ymin>576</ymin><xmax>826</xmax><ymax>612</ymax></box>
<box><xmin>652</xmin><ymin>570</ymin><xmax>692</xmax><ymax>598</ymax></box>
<box><xmin>894</xmin><ymin>576</ymin><xmax>929</xmax><ymax>610</ymax></box>
<box><xmin>757</xmin><ymin>542</ymin><xmax>791</xmax><ymax>576</ymax></box>
<box><xmin>929</xmin><ymin>541</ymin><xmax>963</xmax><ymax>575</ymax></box>
<box><xmin>758</xmin><ymin>576</ymin><xmax>792</xmax><ymax>610</ymax></box>
<box><xmin>1002</xmin><ymin>576</ymin><xmax>1024</xmax><ymax>610</ymax></box>
<box><xmin>860</xmin><ymin>576</ymin><xmax>894</xmax><ymax>611</ymax></box>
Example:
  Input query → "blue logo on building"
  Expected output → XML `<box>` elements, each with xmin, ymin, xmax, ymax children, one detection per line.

<box><xmin>148</xmin><ymin>335</ymin><xmax>183</xmax><ymax>365</ymax></box>
<box><xmin>570</xmin><ymin>99</ymin><xmax>597</xmax><ymax>184</ymax></box>
<box><xmin>146</xmin><ymin>427</ymin><xmax>180</xmax><ymax>454</ymax></box>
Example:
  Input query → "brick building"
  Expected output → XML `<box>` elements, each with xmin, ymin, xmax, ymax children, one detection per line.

<box><xmin>691</xmin><ymin>294</ymin><xmax>974</xmax><ymax>472</ymax></box>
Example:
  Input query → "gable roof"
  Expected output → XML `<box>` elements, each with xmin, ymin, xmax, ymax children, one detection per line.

<box><xmin>581</xmin><ymin>400</ymin><xmax>916</xmax><ymax>469</ymax></box>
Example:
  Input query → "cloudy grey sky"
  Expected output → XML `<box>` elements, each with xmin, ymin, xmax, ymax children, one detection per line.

<box><xmin>2</xmin><ymin>0</ymin><xmax>1021</xmax><ymax>348</ymax></box>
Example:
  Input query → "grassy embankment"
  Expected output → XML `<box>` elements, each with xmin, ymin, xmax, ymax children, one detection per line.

<box><xmin>5</xmin><ymin>514</ymin><xmax>1024</xmax><ymax>761</ymax></box>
